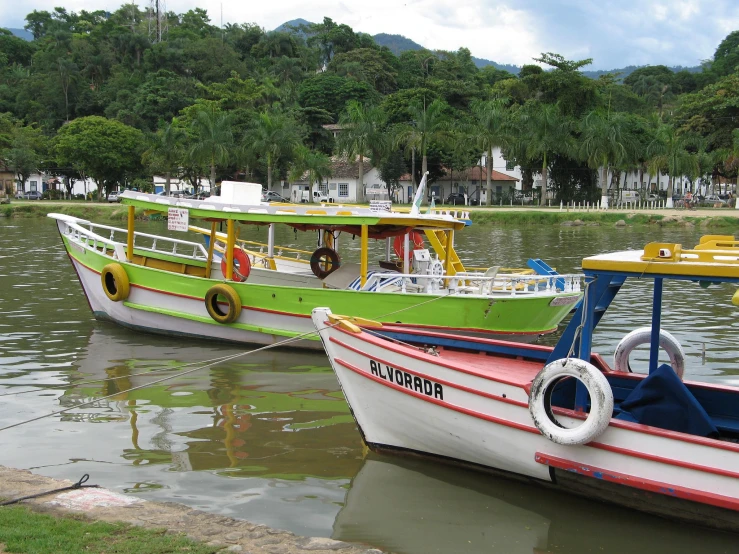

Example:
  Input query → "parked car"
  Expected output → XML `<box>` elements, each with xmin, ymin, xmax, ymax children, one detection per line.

<box><xmin>21</xmin><ymin>190</ymin><xmax>43</xmax><ymax>200</ymax></box>
<box><xmin>107</xmin><ymin>192</ymin><xmax>120</xmax><ymax>203</ymax></box>
<box><xmin>698</xmin><ymin>194</ymin><xmax>726</xmax><ymax>206</ymax></box>
<box><xmin>261</xmin><ymin>190</ymin><xmax>288</xmax><ymax>203</ymax></box>
<box><xmin>445</xmin><ymin>193</ymin><xmax>469</xmax><ymax>205</ymax></box>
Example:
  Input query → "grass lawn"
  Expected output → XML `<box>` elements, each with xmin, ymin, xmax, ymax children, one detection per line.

<box><xmin>0</xmin><ymin>505</ymin><xmax>219</xmax><ymax>554</ymax></box>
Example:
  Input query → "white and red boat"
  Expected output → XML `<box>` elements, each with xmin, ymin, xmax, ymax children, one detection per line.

<box><xmin>312</xmin><ymin>235</ymin><xmax>739</xmax><ymax>532</ymax></box>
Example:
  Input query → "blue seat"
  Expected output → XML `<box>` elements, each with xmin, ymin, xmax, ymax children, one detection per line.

<box><xmin>616</xmin><ymin>364</ymin><xmax>718</xmax><ymax>438</ymax></box>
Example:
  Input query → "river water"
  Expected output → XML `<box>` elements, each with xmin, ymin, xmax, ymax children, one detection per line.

<box><xmin>0</xmin><ymin>215</ymin><xmax>738</xmax><ymax>553</ymax></box>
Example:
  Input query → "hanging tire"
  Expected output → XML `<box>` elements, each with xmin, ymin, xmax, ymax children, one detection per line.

<box><xmin>221</xmin><ymin>247</ymin><xmax>251</xmax><ymax>282</ymax></box>
<box><xmin>613</xmin><ymin>327</ymin><xmax>685</xmax><ymax>379</ymax></box>
<box><xmin>205</xmin><ymin>284</ymin><xmax>242</xmax><ymax>324</ymax></box>
<box><xmin>393</xmin><ymin>231</ymin><xmax>425</xmax><ymax>259</ymax></box>
<box><xmin>529</xmin><ymin>358</ymin><xmax>613</xmax><ymax>446</ymax></box>
<box><xmin>101</xmin><ymin>263</ymin><xmax>130</xmax><ymax>302</ymax></box>
<box><xmin>310</xmin><ymin>247</ymin><xmax>341</xmax><ymax>278</ymax></box>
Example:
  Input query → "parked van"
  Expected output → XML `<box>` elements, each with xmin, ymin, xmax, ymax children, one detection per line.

<box><xmin>295</xmin><ymin>186</ymin><xmax>334</xmax><ymax>203</ymax></box>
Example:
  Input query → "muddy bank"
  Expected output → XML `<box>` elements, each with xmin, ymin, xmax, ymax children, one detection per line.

<box><xmin>0</xmin><ymin>466</ymin><xmax>385</xmax><ymax>554</ymax></box>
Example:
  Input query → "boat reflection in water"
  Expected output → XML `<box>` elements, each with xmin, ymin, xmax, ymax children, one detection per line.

<box><xmin>333</xmin><ymin>455</ymin><xmax>737</xmax><ymax>554</ymax></box>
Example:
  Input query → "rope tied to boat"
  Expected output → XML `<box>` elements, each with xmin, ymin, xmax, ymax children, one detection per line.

<box><xmin>565</xmin><ymin>278</ymin><xmax>592</xmax><ymax>365</ymax></box>
<box><xmin>0</xmin><ymin>293</ymin><xmax>451</xmax><ymax>433</ymax></box>
<box><xmin>0</xmin><ymin>474</ymin><xmax>99</xmax><ymax>507</ymax></box>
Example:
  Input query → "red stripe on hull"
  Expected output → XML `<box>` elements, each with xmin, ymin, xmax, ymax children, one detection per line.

<box><xmin>334</xmin><ymin>356</ymin><xmax>540</xmax><ymax>435</ymax></box>
<box><xmin>332</xmin><ymin>336</ymin><xmax>529</xmax><ymax>408</ymax></box>
<box><xmin>588</xmin><ymin>441</ymin><xmax>739</xmax><ymax>480</ymax></box>
<box><xmin>536</xmin><ymin>452</ymin><xmax>739</xmax><ymax>512</ymax></box>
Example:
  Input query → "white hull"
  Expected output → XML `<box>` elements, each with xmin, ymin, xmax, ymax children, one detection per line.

<box><xmin>71</xmin><ymin>257</ymin><xmax>321</xmax><ymax>349</ymax></box>
<box><xmin>314</xmin><ymin>310</ymin><xmax>739</xmax><ymax>529</ymax></box>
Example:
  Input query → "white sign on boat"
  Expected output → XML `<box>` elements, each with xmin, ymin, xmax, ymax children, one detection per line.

<box><xmin>168</xmin><ymin>207</ymin><xmax>189</xmax><ymax>231</ymax></box>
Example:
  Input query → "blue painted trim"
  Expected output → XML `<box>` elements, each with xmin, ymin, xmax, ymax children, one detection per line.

<box><xmin>375</xmin><ymin>330</ymin><xmax>552</xmax><ymax>361</ymax></box>
<box><xmin>650</xmin><ymin>278</ymin><xmax>663</xmax><ymax>374</ymax></box>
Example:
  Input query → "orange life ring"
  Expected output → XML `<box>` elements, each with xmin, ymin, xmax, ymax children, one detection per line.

<box><xmin>393</xmin><ymin>231</ymin><xmax>425</xmax><ymax>259</ymax></box>
<box><xmin>221</xmin><ymin>248</ymin><xmax>251</xmax><ymax>282</ymax></box>
<box><xmin>310</xmin><ymin>247</ymin><xmax>341</xmax><ymax>278</ymax></box>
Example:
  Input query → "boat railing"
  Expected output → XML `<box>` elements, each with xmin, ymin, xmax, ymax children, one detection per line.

<box><xmin>211</xmin><ymin>238</ymin><xmax>312</xmax><ymax>268</ymax></box>
<box><xmin>362</xmin><ymin>270</ymin><xmax>582</xmax><ymax>296</ymax></box>
<box><xmin>60</xmin><ymin>218</ymin><xmax>209</xmax><ymax>262</ymax></box>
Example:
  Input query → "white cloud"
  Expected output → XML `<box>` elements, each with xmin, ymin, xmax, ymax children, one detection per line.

<box><xmin>0</xmin><ymin>0</ymin><xmax>733</xmax><ymax>69</ymax></box>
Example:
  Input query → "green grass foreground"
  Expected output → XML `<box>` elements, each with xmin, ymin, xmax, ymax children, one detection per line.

<box><xmin>2</xmin><ymin>200</ymin><xmax>738</xmax><ymax>228</ymax></box>
<box><xmin>0</xmin><ymin>505</ymin><xmax>218</xmax><ymax>554</ymax></box>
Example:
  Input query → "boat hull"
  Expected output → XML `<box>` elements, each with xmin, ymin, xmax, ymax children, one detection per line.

<box><xmin>315</xmin><ymin>314</ymin><xmax>739</xmax><ymax>532</ymax></box>
<box><xmin>56</xmin><ymin>219</ymin><xmax>579</xmax><ymax>348</ymax></box>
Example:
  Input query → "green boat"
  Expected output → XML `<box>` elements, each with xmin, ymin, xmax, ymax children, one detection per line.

<box><xmin>49</xmin><ymin>179</ymin><xmax>581</xmax><ymax>349</ymax></box>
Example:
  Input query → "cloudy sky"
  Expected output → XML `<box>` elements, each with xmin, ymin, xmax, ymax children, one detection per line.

<box><xmin>2</xmin><ymin>0</ymin><xmax>737</xmax><ymax>70</ymax></box>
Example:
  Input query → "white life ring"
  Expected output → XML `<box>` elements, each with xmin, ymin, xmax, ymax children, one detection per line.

<box><xmin>613</xmin><ymin>327</ymin><xmax>685</xmax><ymax>379</ymax></box>
<box><xmin>529</xmin><ymin>358</ymin><xmax>613</xmax><ymax>446</ymax></box>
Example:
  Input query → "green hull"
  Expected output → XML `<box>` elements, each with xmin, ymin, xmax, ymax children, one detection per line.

<box><xmin>62</xmin><ymin>233</ymin><xmax>579</xmax><ymax>344</ymax></box>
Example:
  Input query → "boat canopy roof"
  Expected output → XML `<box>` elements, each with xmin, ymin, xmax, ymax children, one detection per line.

<box><xmin>549</xmin><ymin>235</ymin><xmax>739</xmax><ymax>365</ymax></box>
<box><xmin>119</xmin><ymin>191</ymin><xmax>466</xmax><ymax>233</ymax></box>
<box><xmin>582</xmin><ymin>236</ymin><xmax>739</xmax><ymax>283</ymax></box>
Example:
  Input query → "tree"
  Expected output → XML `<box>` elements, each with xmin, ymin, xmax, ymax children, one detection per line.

<box><xmin>708</xmin><ymin>31</ymin><xmax>739</xmax><ymax>79</ymax></box>
<box><xmin>246</xmin><ymin>111</ymin><xmax>302</xmax><ymax>189</ymax></box>
<box><xmin>515</xmin><ymin>102</ymin><xmax>575</xmax><ymax>204</ymax></box>
<box><xmin>335</xmin><ymin>101</ymin><xmax>387</xmax><ymax>202</ymax></box>
<box><xmin>579</xmin><ymin>110</ymin><xmax>636</xmax><ymax>207</ymax></box>
<box><xmin>468</xmin><ymin>98</ymin><xmax>511</xmax><ymax>205</ymax></box>
<box><xmin>5</xmin><ymin>124</ymin><xmax>45</xmax><ymax>194</ymax></box>
<box><xmin>57</xmin><ymin>57</ymin><xmax>80</xmax><ymax>123</ymax></box>
<box><xmin>55</xmin><ymin>116</ymin><xmax>144</xmax><ymax>200</ymax></box>
<box><xmin>143</xmin><ymin>122</ymin><xmax>185</xmax><ymax>196</ymax></box>
<box><xmin>647</xmin><ymin>124</ymin><xmax>699</xmax><ymax>208</ymax></box>
<box><xmin>189</xmin><ymin>105</ymin><xmax>234</xmax><ymax>191</ymax></box>
<box><xmin>328</xmin><ymin>48</ymin><xmax>398</xmax><ymax>94</ymax></box>
<box><xmin>394</xmin><ymin>99</ymin><xmax>451</xmax><ymax>189</ymax></box>
<box><xmin>377</xmin><ymin>148</ymin><xmax>407</xmax><ymax>202</ymax></box>
<box><xmin>289</xmin><ymin>146</ymin><xmax>332</xmax><ymax>200</ymax></box>
<box><xmin>298</xmin><ymin>73</ymin><xmax>379</xmax><ymax>121</ymax></box>
<box><xmin>533</xmin><ymin>52</ymin><xmax>593</xmax><ymax>72</ymax></box>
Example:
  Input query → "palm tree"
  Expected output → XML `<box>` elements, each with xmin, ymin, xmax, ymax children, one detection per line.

<box><xmin>468</xmin><ymin>98</ymin><xmax>511</xmax><ymax>206</ymax></box>
<box><xmin>647</xmin><ymin>124</ymin><xmax>699</xmax><ymax>208</ymax></box>
<box><xmin>516</xmin><ymin>102</ymin><xmax>575</xmax><ymax>205</ymax></box>
<box><xmin>189</xmin><ymin>106</ymin><xmax>233</xmax><ymax>191</ymax></box>
<box><xmin>246</xmin><ymin>111</ymin><xmax>301</xmax><ymax>189</ymax></box>
<box><xmin>579</xmin><ymin>110</ymin><xmax>636</xmax><ymax>208</ymax></box>
<box><xmin>335</xmin><ymin>101</ymin><xmax>387</xmax><ymax>202</ymax></box>
<box><xmin>289</xmin><ymin>146</ymin><xmax>332</xmax><ymax>200</ymax></box>
<box><xmin>394</xmin><ymin>99</ymin><xmax>451</xmax><ymax>195</ymax></box>
<box><xmin>143</xmin><ymin>122</ymin><xmax>184</xmax><ymax>196</ymax></box>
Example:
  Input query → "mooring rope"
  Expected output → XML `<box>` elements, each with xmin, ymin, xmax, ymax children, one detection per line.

<box><xmin>0</xmin><ymin>293</ymin><xmax>450</xmax><ymax>433</ymax></box>
<box><xmin>0</xmin><ymin>474</ymin><xmax>99</xmax><ymax>506</ymax></box>
<box><xmin>1</xmin><ymin>293</ymin><xmax>450</xmax><ymax>398</ymax></box>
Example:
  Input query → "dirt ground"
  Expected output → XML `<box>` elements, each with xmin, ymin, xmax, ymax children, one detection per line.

<box><xmin>0</xmin><ymin>466</ymin><xmax>385</xmax><ymax>554</ymax></box>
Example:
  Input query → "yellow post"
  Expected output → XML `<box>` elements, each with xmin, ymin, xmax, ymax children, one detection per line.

<box><xmin>445</xmin><ymin>229</ymin><xmax>454</xmax><ymax>275</ymax></box>
<box><xmin>323</xmin><ymin>230</ymin><xmax>334</xmax><ymax>249</ymax></box>
<box><xmin>205</xmin><ymin>220</ymin><xmax>217</xmax><ymax>278</ymax></box>
<box><xmin>226</xmin><ymin>219</ymin><xmax>235</xmax><ymax>280</ymax></box>
<box><xmin>360</xmin><ymin>224</ymin><xmax>368</xmax><ymax>288</ymax></box>
<box><xmin>126</xmin><ymin>205</ymin><xmax>135</xmax><ymax>262</ymax></box>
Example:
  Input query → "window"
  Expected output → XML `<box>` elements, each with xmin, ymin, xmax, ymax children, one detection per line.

<box><xmin>319</xmin><ymin>182</ymin><xmax>329</xmax><ymax>194</ymax></box>
<box><xmin>30</xmin><ymin>181</ymin><xmax>38</xmax><ymax>191</ymax></box>
<box><xmin>329</xmin><ymin>182</ymin><xmax>337</xmax><ymax>190</ymax></box>
<box><xmin>505</xmin><ymin>160</ymin><xmax>515</xmax><ymax>171</ymax></box>
<box><xmin>339</xmin><ymin>183</ymin><xmax>348</xmax><ymax>197</ymax></box>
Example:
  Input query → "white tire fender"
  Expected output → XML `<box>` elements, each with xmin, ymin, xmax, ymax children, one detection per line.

<box><xmin>529</xmin><ymin>358</ymin><xmax>613</xmax><ymax>446</ymax></box>
<box><xmin>613</xmin><ymin>327</ymin><xmax>685</xmax><ymax>379</ymax></box>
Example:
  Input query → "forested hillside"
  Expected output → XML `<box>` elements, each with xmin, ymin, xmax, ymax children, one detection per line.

<box><xmin>0</xmin><ymin>5</ymin><xmax>737</xmax><ymax>204</ymax></box>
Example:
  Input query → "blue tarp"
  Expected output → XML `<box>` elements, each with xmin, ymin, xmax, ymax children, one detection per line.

<box><xmin>616</xmin><ymin>364</ymin><xmax>718</xmax><ymax>438</ymax></box>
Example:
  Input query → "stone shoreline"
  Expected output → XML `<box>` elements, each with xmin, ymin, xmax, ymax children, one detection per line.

<box><xmin>0</xmin><ymin>466</ymin><xmax>386</xmax><ymax>554</ymax></box>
